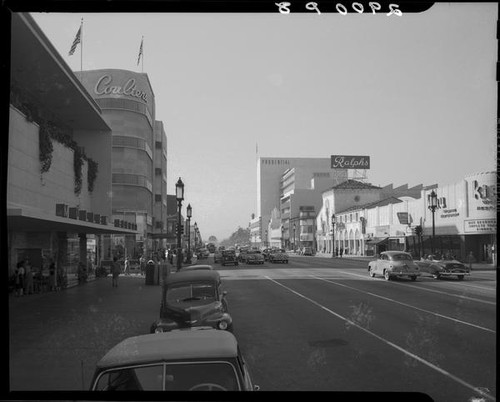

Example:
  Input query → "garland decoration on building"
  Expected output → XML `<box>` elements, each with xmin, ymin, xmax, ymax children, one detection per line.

<box><xmin>10</xmin><ymin>83</ymin><xmax>99</xmax><ymax>195</ymax></box>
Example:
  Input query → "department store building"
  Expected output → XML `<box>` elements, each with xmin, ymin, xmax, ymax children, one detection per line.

<box><xmin>7</xmin><ymin>13</ymin><xmax>137</xmax><ymax>287</ymax></box>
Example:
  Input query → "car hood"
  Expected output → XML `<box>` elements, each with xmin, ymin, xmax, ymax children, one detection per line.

<box><xmin>162</xmin><ymin>301</ymin><xmax>222</xmax><ymax>325</ymax></box>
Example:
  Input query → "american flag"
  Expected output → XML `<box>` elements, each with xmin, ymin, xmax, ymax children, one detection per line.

<box><xmin>68</xmin><ymin>24</ymin><xmax>81</xmax><ymax>56</ymax></box>
<box><xmin>137</xmin><ymin>38</ymin><xmax>143</xmax><ymax>65</ymax></box>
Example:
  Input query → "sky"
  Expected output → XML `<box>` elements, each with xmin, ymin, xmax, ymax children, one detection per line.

<box><xmin>30</xmin><ymin>3</ymin><xmax>497</xmax><ymax>241</ymax></box>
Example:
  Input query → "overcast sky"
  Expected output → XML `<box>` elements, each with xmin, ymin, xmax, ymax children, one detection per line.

<box><xmin>31</xmin><ymin>3</ymin><xmax>497</xmax><ymax>241</ymax></box>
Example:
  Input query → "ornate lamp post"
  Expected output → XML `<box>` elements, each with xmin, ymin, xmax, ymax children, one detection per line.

<box><xmin>428</xmin><ymin>190</ymin><xmax>438</xmax><ymax>254</ymax></box>
<box><xmin>175</xmin><ymin>177</ymin><xmax>184</xmax><ymax>271</ymax></box>
<box><xmin>331</xmin><ymin>214</ymin><xmax>336</xmax><ymax>258</ymax></box>
<box><xmin>186</xmin><ymin>204</ymin><xmax>192</xmax><ymax>264</ymax></box>
<box><xmin>281</xmin><ymin>226</ymin><xmax>285</xmax><ymax>249</ymax></box>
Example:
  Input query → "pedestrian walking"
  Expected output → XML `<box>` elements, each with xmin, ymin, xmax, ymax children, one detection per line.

<box><xmin>15</xmin><ymin>261</ymin><xmax>25</xmax><ymax>297</ymax></box>
<box><xmin>340</xmin><ymin>248</ymin><xmax>343</xmax><ymax>258</ymax></box>
<box><xmin>24</xmin><ymin>259</ymin><xmax>34</xmax><ymax>295</ymax></box>
<box><xmin>124</xmin><ymin>257</ymin><xmax>130</xmax><ymax>276</ymax></box>
<box><xmin>468</xmin><ymin>251</ymin><xmax>474</xmax><ymax>272</ymax></box>
<box><xmin>49</xmin><ymin>262</ymin><xmax>57</xmax><ymax>291</ymax></box>
<box><xmin>111</xmin><ymin>256</ymin><xmax>121</xmax><ymax>287</ymax></box>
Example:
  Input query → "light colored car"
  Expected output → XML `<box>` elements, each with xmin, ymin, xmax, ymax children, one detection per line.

<box><xmin>418</xmin><ymin>254</ymin><xmax>470</xmax><ymax>280</ymax></box>
<box><xmin>368</xmin><ymin>251</ymin><xmax>420</xmax><ymax>281</ymax></box>
<box><xmin>90</xmin><ymin>328</ymin><xmax>260</xmax><ymax>391</ymax></box>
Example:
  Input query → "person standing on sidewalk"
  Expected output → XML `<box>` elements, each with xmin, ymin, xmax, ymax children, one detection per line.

<box><xmin>24</xmin><ymin>259</ymin><xmax>34</xmax><ymax>295</ymax></box>
<box><xmin>15</xmin><ymin>261</ymin><xmax>25</xmax><ymax>297</ymax></box>
<box><xmin>111</xmin><ymin>257</ymin><xmax>121</xmax><ymax>287</ymax></box>
<box><xmin>124</xmin><ymin>257</ymin><xmax>130</xmax><ymax>276</ymax></box>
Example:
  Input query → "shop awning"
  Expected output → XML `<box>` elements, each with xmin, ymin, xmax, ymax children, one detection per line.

<box><xmin>365</xmin><ymin>237</ymin><xmax>389</xmax><ymax>245</ymax></box>
<box><xmin>7</xmin><ymin>208</ymin><xmax>137</xmax><ymax>235</ymax></box>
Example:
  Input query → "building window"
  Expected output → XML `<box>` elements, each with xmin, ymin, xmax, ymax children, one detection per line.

<box><xmin>155</xmin><ymin>168</ymin><xmax>162</xmax><ymax>175</ymax></box>
<box><xmin>155</xmin><ymin>141</ymin><xmax>162</xmax><ymax>149</ymax></box>
<box><xmin>155</xmin><ymin>194</ymin><xmax>162</xmax><ymax>202</ymax></box>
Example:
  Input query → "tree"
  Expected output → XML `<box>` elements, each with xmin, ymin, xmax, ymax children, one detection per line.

<box><xmin>208</xmin><ymin>235</ymin><xmax>218</xmax><ymax>244</ymax></box>
<box><xmin>220</xmin><ymin>227</ymin><xmax>250</xmax><ymax>247</ymax></box>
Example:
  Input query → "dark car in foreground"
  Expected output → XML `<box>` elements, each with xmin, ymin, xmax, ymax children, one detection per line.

<box><xmin>418</xmin><ymin>254</ymin><xmax>470</xmax><ymax>280</ymax></box>
<box><xmin>368</xmin><ymin>251</ymin><xmax>420</xmax><ymax>281</ymax></box>
<box><xmin>90</xmin><ymin>328</ymin><xmax>259</xmax><ymax>391</ymax></box>
<box><xmin>150</xmin><ymin>270</ymin><xmax>232</xmax><ymax>333</ymax></box>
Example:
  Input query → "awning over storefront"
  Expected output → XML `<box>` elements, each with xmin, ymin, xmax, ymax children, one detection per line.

<box><xmin>7</xmin><ymin>208</ymin><xmax>138</xmax><ymax>235</ymax></box>
<box><xmin>365</xmin><ymin>237</ymin><xmax>389</xmax><ymax>246</ymax></box>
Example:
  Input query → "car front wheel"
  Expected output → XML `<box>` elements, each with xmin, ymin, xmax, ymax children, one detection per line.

<box><xmin>410</xmin><ymin>276</ymin><xmax>417</xmax><ymax>281</ymax></box>
<box><xmin>384</xmin><ymin>270</ymin><xmax>391</xmax><ymax>281</ymax></box>
<box><xmin>457</xmin><ymin>275</ymin><xmax>464</xmax><ymax>281</ymax></box>
<box><xmin>369</xmin><ymin>266</ymin><xmax>375</xmax><ymax>278</ymax></box>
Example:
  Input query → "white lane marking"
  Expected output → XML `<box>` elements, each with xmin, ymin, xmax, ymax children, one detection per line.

<box><xmin>311</xmin><ymin>275</ymin><xmax>495</xmax><ymax>334</ymax></box>
<box><xmin>265</xmin><ymin>276</ymin><xmax>496</xmax><ymax>402</ymax></box>
<box><xmin>337</xmin><ymin>270</ymin><xmax>496</xmax><ymax>306</ymax></box>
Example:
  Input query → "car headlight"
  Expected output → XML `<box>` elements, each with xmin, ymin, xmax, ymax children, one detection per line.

<box><xmin>218</xmin><ymin>320</ymin><xmax>228</xmax><ymax>330</ymax></box>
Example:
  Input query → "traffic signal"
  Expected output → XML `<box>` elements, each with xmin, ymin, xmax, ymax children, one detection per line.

<box><xmin>414</xmin><ymin>225</ymin><xmax>423</xmax><ymax>237</ymax></box>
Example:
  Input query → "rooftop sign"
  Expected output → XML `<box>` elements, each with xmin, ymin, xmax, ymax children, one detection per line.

<box><xmin>331</xmin><ymin>155</ymin><xmax>370</xmax><ymax>169</ymax></box>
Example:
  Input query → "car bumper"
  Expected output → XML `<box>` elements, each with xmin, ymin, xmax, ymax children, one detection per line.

<box><xmin>438</xmin><ymin>271</ymin><xmax>470</xmax><ymax>276</ymax></box>
<box><xmin>390</xmin><ymin>271</ymin><xmax>421</xmax><ymax>278</ymax></box>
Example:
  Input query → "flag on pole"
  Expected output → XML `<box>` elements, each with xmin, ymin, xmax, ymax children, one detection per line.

<box><xmin>68</xmin><ymin>24</ymin><xmax>82</xmax><ymax>56</ymax></box>
<box><xmin>137</xmin><ymin>37</ymin><xmax>143</xmax><ymax>65</ymax></box>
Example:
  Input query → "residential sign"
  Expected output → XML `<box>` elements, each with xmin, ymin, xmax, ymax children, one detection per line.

<box><xmin>331</xmin><ymin>155</ymin><xmax>370</xmax><ymax>169</ymax></box>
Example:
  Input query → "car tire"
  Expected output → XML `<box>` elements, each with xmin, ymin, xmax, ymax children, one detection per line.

<box><xmin>384</xmin><ymin>270</ymin><xmax>391</xmax><ymax>281</ymax></box>
<box><xmin>457</xmin><ymin>275</ymin><xmax>464</xmax><ymax>281</ymax></box>
<box><xmin>410</xmin><ymin>276</ymin><xmax>417</xmax><ymax>281</ymax></box>
<box><xmin>369</xmin><ymin>266</ymin><xmax>375</xmax><ymax>278</ymax></box>
<box><xmin>433</xmin><ymin>273</ymin><xmax>441</xmax><ymax>280</ymax></box>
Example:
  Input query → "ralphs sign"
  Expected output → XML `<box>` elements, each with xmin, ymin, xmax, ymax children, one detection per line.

<box><xmin>331</xmin><ymin>155</ymin><xmax>370</xmax><ymax>169</ymax></box>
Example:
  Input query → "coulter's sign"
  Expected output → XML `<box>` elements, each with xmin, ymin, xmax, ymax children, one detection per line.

<box><xmin>331</xmin><ymin>155</ymin><xmax>370</xmax><ymax>169</ymax></box>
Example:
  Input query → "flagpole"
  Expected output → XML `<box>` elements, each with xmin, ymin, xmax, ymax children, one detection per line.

<box><xmin>80</xmin><ymin>18</ymin><xmax>83</xmax><ymax>82</ymax></box>
<box><xmin>141</xmin><ymin>36</ymin><xmax>144</xmax><ymax>72</ymax></box>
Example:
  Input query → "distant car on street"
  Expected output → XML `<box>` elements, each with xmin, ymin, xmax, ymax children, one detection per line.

<box><xmin>302</xmin><ymin>247</ymin><xmax>313</xmax><ymax>256</ymax></box>
<box><xmin>90</xmin><ymin>328</ymin><xmax>259</xmax><ymax>391</ymax></box>
<box><xmin>221</xmin><ymin>250</ymin><xmax>238</xmax><ymax>266</ymax></box>
<box><xmin>418</xmin><ymin>254</ymin><xmax>470</xmax><ymax>280</ymax></box>
<box><xmin>213</xmin><ymin>249</ymin><xmax>223</xmax><ymax>263</ymax></box>
<box><xmin>196</xmin><ymin>248</ymin><xmax>210</xmax><ymax>259</ymax></box>
<box><xmin>269</xmin><ymin>249</ymin><xmax>288</xmax><ymax>264</ymax></box>
<box><xmin>245</xmin><ymin>250</ymin><xmax>264</xmax><ymax>265</ymax></box>
<box><xmin>150</xmin><ymin>270</ymin><xmax>232</xmax><ymax>333</ymax></box>
<box><xmin>368</xmin><ymin>251</ymin><xmax>420</xmax><ymax>281</ymax></box>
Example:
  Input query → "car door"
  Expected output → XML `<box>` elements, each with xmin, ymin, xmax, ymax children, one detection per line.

<box><xmin>377</xmin><ymin>253</ymin><xmax>387</xmax><ymax>274</ymax></box>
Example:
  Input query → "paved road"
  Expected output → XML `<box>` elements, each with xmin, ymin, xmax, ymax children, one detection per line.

<box><xmin>9</xmin><ymin>255</ymin><xmax>496</xmax><ymax>401</ymax></box>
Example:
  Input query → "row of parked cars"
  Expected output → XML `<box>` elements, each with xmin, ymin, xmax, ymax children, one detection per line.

<box><xmin>89</xmin><ymin>264</ymin><xmax>260</xmax><ymax>391</ymax></box>
<box><xmin>368</xmin><ymin>251</ymin><xmax>471</xmax><ymax>281</ymax></box>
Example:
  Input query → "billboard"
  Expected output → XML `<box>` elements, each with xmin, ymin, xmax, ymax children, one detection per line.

<box><xmin>331</xmin><ymin>155</ymin><xmax>370</xmax><ymax>169</ymax></box>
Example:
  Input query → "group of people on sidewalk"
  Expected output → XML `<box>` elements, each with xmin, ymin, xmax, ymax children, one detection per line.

<box><xmin>14</xmin><ymin>259</ymin><xmax>57</xmax><ymax>296</ymax></box>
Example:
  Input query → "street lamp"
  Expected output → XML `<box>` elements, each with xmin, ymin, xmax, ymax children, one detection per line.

<box><xmin>175</xmin><ymin>177</ymin><xmax>184</xmax><ymax>271</ymax></box>
<box><xmin>428</xmin><ymin>190</ymin><xmax>438</xmax><ymax>254</ymax></box>
<box><xmin>265</xmin><ymin>230</ymin><xmax>268</xmax><ymax>248</ymax></box>
<box><xmin>281</xmin><ymin>226</ymin><xmax>285</xmax><ymax>250</ymax></box>
<box><xmin>186</xmin><ymin>204</ymin><xmax>192</xmax><ymax>264</ymax></box>
<box><xmin>331</xmin><ymin>214</ymin><xmax>336</xmax><ymax>258</ymax></box>
<box><xmin>293</xmin><ymin>223</ymin><xmax>296</xmax><ymax>252</ymax></box>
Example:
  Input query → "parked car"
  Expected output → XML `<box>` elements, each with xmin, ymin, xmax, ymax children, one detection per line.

<box><xmin>196</xmin><ymin>248</ymin><xmax>210</xmax><ymax>259</ymax></box>
<box><xmin>302</xmin><ymin>247</ymin><xmax>313</xmax><ymax>256</ymax></box>
<box><xmin>150</xmin><ymin>270</ymin><xmax>232</xmax><ymax>333</ymax></box>
<box><xmin>261</xmin><ymin>248</ymin><xmax>272</xmax><ymax>261</ymax></box>
<box><xmin>269</xmin><ymin>249</ymin><xmax>288</xmax><ymax>264</ymax></box>
<box><xmin>418</xmin><ymin>254</ymin><xmax>470</xmax><ymax>280</ymax></box>
<box><xmin>245</xmin><ymin>250</ymin><xmax>265</xmax><ymax>265</ymax></box>
<box><xmin>213</xmin><ymin>250</ymin><xmax>223</xmax><ymax>263</ymax></box>
<box><xmin>368</xmin><ymin>251</ymin><xmax>420</xmax><ymax>281</ymax></box>
<box><xmin>180</xmin><ymin>264</ymin><xmax>214</xmax><ymax>272</ymax></box>
<box><xmin>237</xmin><ymin>248</ymin><xmax>249</xmax><ymax>263</ymax></box>
<box><xmin>90</xmin><ymin>328</ymin><xmax>259</xmax><ymax>391</ymax></box>
<box><xmin>221</xmin><ymin>250</ymin><xmax>238</xmax><ymax>266</ymax></box>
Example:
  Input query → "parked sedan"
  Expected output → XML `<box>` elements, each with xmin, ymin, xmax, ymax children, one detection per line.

<box><xmin>213</xmin><ymin>250</ymin><xmax>223</xmax><ymax>263</ymax></box>
<box><xmin>245</xmin><ymin>250</ymin><xmax>265</xmax><ymax>265</ymax></box>
<box><xmin>90</xmin><ymin>328</ymin><xmax>259</xmax><ymax>391</ymax></box>
<box><xmin>150</xmin><ymin>270</ymin><xmax>232</xmax><ymax>333</ymax></box>
<box><xmin>368</xmin><ymin>251</ymin><xmax>420</xmax><ymax>281</ymax></box>
<box><xmin>418</xmin><ymin>254</ymin><xmax>470</xmax><ymax>280</ymax></box>
<box><xmin>269</xmin><ymin>249</ymin><xmax>288</xmax><ymax>264</ymax></box>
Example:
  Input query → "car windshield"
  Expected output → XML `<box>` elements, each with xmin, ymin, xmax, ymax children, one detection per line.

<box><xmin>166</xmin><ymin>281</ymin><xmax>216</xmax><ymax>305</ymax></box>
<box><xmin>391</xmin><ymin>254</ymin><xmax>412</xmax><ymax>261</ymax></box>
<box><xmin>94</xmin><ymin>362</ymin><xmax>240</xmax><ymax>390</ymax></box>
